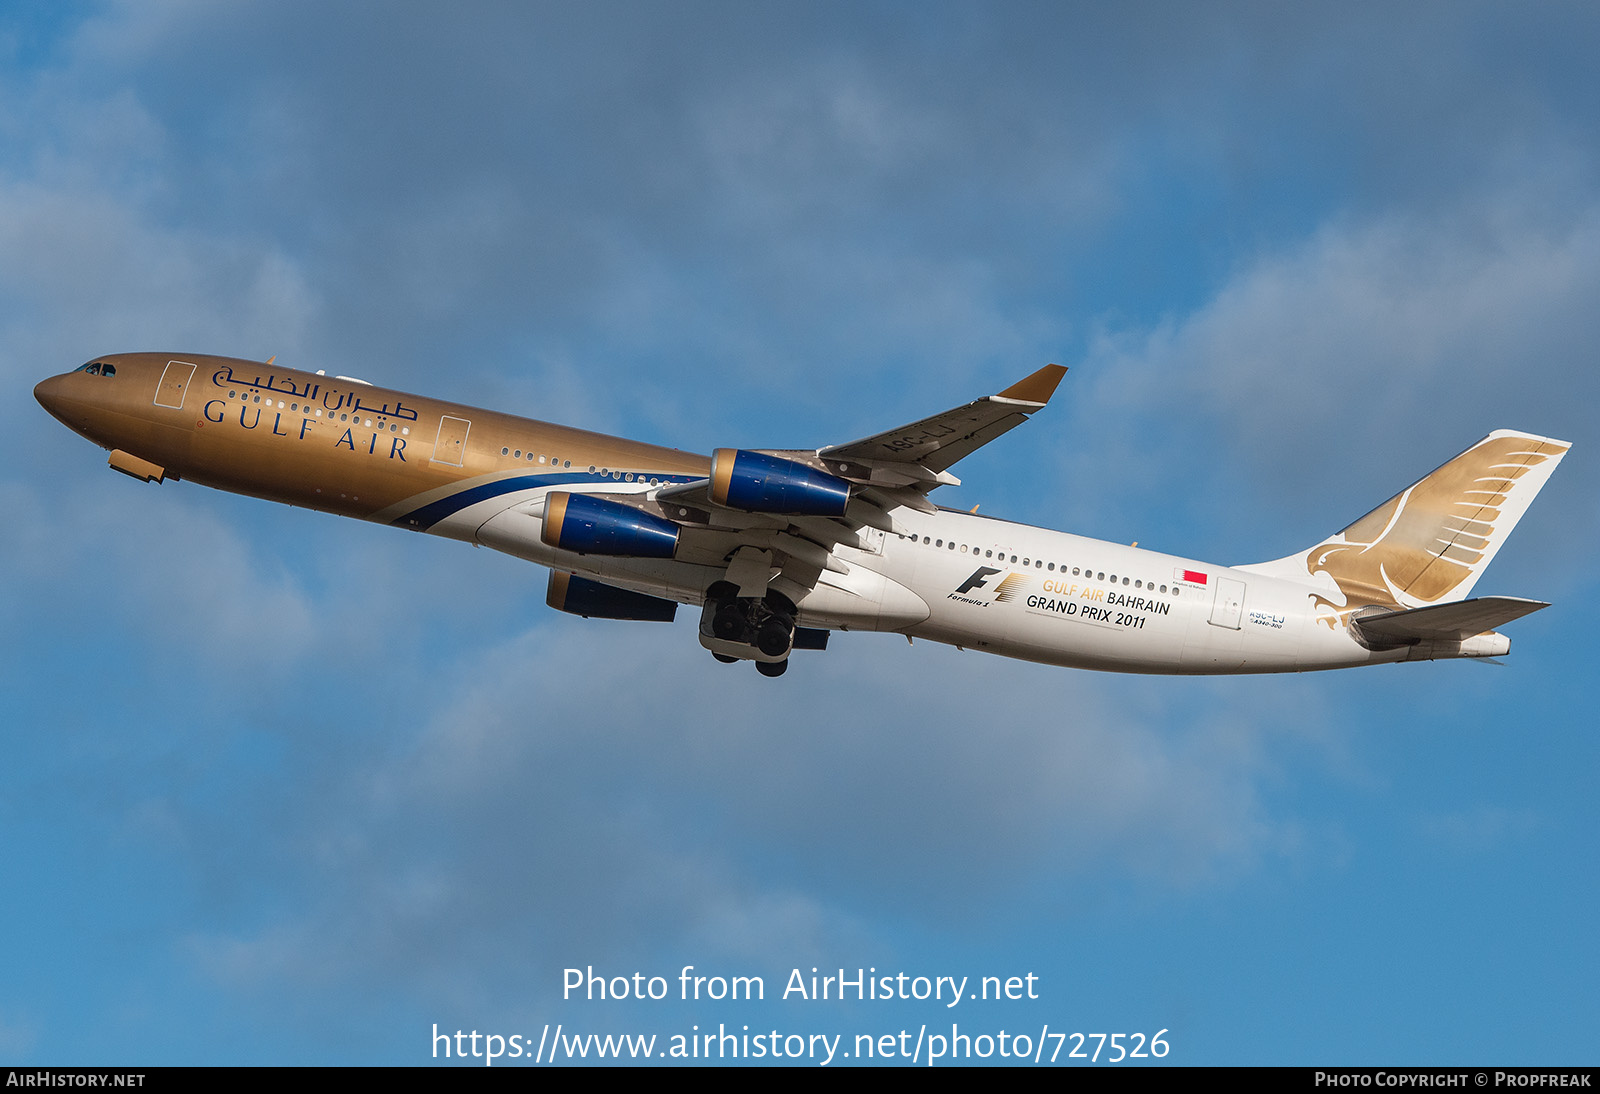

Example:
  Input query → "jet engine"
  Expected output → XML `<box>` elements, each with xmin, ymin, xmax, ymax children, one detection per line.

<box><xmin>547</xmin><ymin>571</ymin><xmax>678</xmax><ymax>621</ymax></box>
<box><xmin>709</xmin><ymin>449</ymin><xmax>851</xmax><ymax>516</ymax></box>
<box><xmin>540</xmin><ymin>492</ymin><xmax>680</xmax><ymax>557</ymax></box>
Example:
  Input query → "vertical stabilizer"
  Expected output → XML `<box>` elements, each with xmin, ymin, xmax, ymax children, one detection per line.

<box><xmin>1242</xmin><ymin>430</ymin><xmax>1569</xmax><ymax>617</ymax></box>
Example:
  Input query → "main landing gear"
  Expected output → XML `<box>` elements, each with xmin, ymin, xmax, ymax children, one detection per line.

<box><xmin>698</xmin><ymin>581</ymin><xmax>794</xmax><ymax>677</ymax></box>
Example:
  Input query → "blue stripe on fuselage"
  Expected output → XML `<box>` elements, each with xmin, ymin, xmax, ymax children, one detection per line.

<box><xmin>391</xmin><ymin>472</ymin><xmax>697</xmax><ymax>531</ymax></box>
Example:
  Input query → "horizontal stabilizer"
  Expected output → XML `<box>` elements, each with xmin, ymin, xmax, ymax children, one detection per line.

<box><xmin>1352</xmin><ymin>596</ymin><xmax>1548</xmax><ymax>643</ymax></box>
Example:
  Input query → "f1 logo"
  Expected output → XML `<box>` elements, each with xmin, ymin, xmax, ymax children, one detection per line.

<box><xmin>955</xmin><ymin>566</ymin><xmax>1002</xmax><ymax>595</ymax></box>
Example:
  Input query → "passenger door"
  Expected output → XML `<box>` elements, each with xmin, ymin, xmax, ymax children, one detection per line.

<box><xmin>431</xmin><ymin>415</ymin><xmax>471</xmax><ymax>467</ymax></box>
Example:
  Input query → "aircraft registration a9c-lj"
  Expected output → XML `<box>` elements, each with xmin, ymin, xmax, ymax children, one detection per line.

<box><xmin>36</xmin><ymin>353</ymin><xmax>1568</xmax><ymax>677</ymax></box>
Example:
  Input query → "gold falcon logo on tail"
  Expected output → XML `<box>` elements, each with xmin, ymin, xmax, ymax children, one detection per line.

<box><xmin>1300</xmin><ymin>431</ymin><xmax>1569</xmax><ymax>624</ymax></box>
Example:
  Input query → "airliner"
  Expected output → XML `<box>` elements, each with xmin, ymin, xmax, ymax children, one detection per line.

<box><xmin>34</xmin><ymin>354</ymin><xmax>1568</xmax><ymax>677</ymax></box>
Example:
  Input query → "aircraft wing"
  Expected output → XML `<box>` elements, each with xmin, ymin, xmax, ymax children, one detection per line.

<box><xmin>658</xmin><ymin>363</ymin><xmax>1067</xmax><ymax>524</ymax></box>
<box><xmin>584</xmin><ymin>365</ymin><xmax>1068</xmax><ymax>606</ymax></box>
<box><xmin>818</xmin><ymin>364</ymin><xmax>1068</xmax><ymax>474</ymax></box>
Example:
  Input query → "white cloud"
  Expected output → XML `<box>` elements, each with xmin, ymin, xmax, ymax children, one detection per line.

<box><xmin>179</xmin><ymin>615</ymin><xmax>1328</xmax><ymax>1016</ymax></box>
<box><xmin>1416</xmin><ymin>805</ymin><xmax>1542</xmax><ymax>854</ymax></box>
<box><xmin>0</xmin><ymin>1011</ymin><xmax>38</xmax><ymax>1057</ymax></box>
<box><xmin>0</xmin><ymin>480</ymin><xmax>316</xmax><ymax>669</ymax></box>
<box><xmin>0</xmin><ymin>178</ymin><xmax>319</xmax><ymax>381</ymax></box>
<box><xmin>1058</xmin><ymin>201</ymin><xmax>1600</xmax><ymax>564</ymax></box>
<box><xmin>1089</xmin><ymin>203</ymin><xmax>1600</xmax><ymax>463</ymax></box>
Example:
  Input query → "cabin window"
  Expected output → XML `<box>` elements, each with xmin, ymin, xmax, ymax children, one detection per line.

<box><xmin>502</xmin><ymin>447</ymin><xmax>510</xmax><ymax>456</ymax></box>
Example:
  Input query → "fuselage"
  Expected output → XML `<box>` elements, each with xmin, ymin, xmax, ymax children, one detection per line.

<box><xmin>33</xmin><ymin>352</ymin><xmax>1497</xmax><ymax>675</ymax></box>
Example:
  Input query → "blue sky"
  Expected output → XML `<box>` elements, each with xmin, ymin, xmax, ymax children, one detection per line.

<box><xmin>2</xmin><ymin>1</ymin><xmax>1597</xmax><ymax>1065</ymax></box>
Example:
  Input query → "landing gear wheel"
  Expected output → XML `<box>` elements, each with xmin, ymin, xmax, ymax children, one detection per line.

<box><xmin>756</xmin><ymin>659</ymin><xmax>788</xmax><ymax>678</ymax></box>
<box><xmin>756</xmin><ymin>618</ymin><xmax>793</xmax><ymax>657</ymax></box>
<box><xmin>712</xmin><ymin>653</ymin><xmax>738</xmax><ymax>664</ymax></box>
<box><xmin>712</xmin><ymin>602</ymin><xmax>747</xmax><ymax>641</ymax></box>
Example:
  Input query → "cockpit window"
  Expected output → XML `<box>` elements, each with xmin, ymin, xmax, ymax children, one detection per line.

<box><xmin>73</xmin><ymin>361</ymin><xmax>116</xmax><ymax>377</ymax></box>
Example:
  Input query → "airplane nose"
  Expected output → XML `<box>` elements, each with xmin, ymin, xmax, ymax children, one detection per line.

<box><xmin>34</xmin><ymin>374</ymin><xmax>68</xmax><ymax>418</ymax></box>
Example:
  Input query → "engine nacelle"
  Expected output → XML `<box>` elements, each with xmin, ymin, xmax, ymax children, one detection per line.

<box><xmin>547</xmin><ymin>571</ymin><xmax>678</xmax><ymax>621</ymax></box>
<box><xmin>710</xmin><ymin>449</ymin><xmax>851</xmax><ymax>516</ymax></box>
<box><xmin>540</xmin><ymin>492</ymin><xmax>680</xmax><ymax>558</ymax></box>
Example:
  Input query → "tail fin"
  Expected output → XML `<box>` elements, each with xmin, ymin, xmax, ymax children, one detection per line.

<box><xmin>1242</xmin><ymin>430</ymin><xmax>1570</xmax><ymax>613</ymax></box>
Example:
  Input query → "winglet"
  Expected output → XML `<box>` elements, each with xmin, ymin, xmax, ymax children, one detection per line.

<box><xmin>998</xmin><ymin>364</ymin><xmax>1067</xmax><ymax>404</ymax></box>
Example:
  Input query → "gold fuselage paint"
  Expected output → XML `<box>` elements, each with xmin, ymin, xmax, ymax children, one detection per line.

<box><xmin>36</xmin><ymin>352</ymin><xmax>710</xmax><ymax>527</ymax></box>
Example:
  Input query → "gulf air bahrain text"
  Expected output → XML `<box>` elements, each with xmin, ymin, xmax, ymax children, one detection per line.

<box><xmin>35</xmin><ymin>354</ymin><xmax>1568</xmax><ymax>678</ymax></box>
